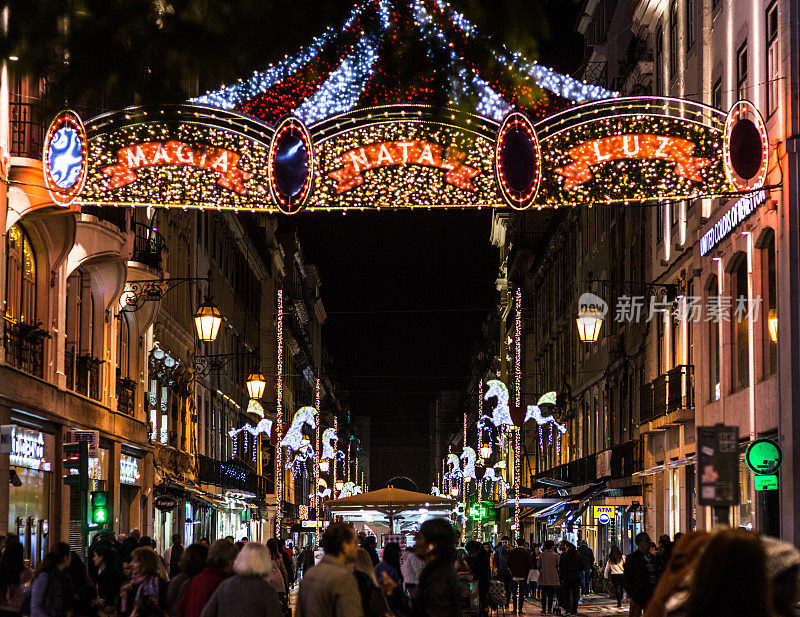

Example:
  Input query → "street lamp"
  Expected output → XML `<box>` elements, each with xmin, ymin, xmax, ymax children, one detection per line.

<box><xmin>450</xmin><ymin>486</ymin><xmax>459</xmax><ymax>497</ymax></box>
<box><xmin>480</xmin><ymin>444</ymin><xmax>492</xmax><ymax>460</ymax></box>
<box><xmin>194</xmin><ymin>299</ymin><xmax>222</xmax><ymax>342</ymax></box>
<box><xmin>769</xmin><ymin>309</ymin><xmax>778</xmax><ymax>343</ymax></box>
<box><xmin>246</xmin><ymin>372</ymin><xmax>267</xmax><ymax>400</ymax></box>
<box><xmin>335</xmin><ymin>479</ymin><xmax>344</xmax><ymax>491</ymax></box>
<box><xmin>319</xmin><ymin>459</ymin><xmax>330</xmax><ymax>473</ymax></box>
<box><xmin>576</xmin><ymin>305</ymin><xmax>603</xmax><ymax>343</ymax></box>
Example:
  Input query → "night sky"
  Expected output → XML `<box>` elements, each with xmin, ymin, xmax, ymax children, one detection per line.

<box><xmin>283</xmin><ymin>1</ymin><xmax>585</xmax><ymax>489</ymax></box>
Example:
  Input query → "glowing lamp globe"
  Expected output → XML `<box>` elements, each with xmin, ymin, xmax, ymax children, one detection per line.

<box><xmin>194</xmin><ymin>300</ymin><xmax>222</xmax><ymax>342</ymax></box>
<box><xmin>335</xmin><ymin>479</ymin><xmax>344</xmax><ymax>491</ymax></box>
<box><xmin>576</xmin><ymin>306</ymin><xmax>603</xmax><ymax>343</ymax></box>
<box><xmin>768</xmin><ymin>309</ymin><xmax>778</xmax><ymax>343</ymax></box>
<box><xmin>319</xmin><ymin>459</ymin><xmax>330</xmax><ymax>473</ymax></box>
<box><xmin>450</xmin><ymin>486</ymin><xmax>459</xmax><ymax>497</ymax></box>
<box><xmin>246</xmin><ymin>372</ymin><xmax>267</xmax><ymax>400</ymax></box>
<box><xmin>301</xmin><ymin>434</ymin><xmax>311</xmax><ymax>447</ymax></box>
<box><xmin>480</xmin><ymin>444</ymin><xmax>492</xmax><ymax>460</ymax></box>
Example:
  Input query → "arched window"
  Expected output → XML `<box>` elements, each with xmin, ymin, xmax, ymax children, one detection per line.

<box><xmin>706</xmin><ymin>275</ymin><xmax>720</xmax><ymax>401</ymax></box>
<box><xmin>759</xmin><ymin>229</ymin><xmax>777</xmax><ymax>375</ymax></box>
<box><xmin>730</xmin><ymin>254</ymin><xmax>750</xmax><ymax>391</ymax></box>
<box><xmin>117</xmin><ymin>314</ymin><xmax>130</xmax><ymax>378</ymax></box>
<box><xmin>5</xmin><ymin>224</ymin><xmax>36</xmax><ymax>324</ymax></box>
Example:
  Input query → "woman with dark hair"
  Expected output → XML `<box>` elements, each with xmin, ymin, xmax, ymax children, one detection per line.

<box><xmin>0</xmin><ymin>534</ymin><xmax>29</xmax><ymax>617</ymax></box>
<box><xmin>65</xmin><ymin>551</ymin><xmax>99</xmax><ymax>617</ymax></box>
<box><xmin>264</xmin><ymin>539</ymin><xmax>288</xmax><ymax>610</ymax></box>
<box><xmin>683</xmin><ymin>529</ymin><xmax>771</xmax><ymax>617</ymax></box>
<box><xmin>166</xmin><ymin>544</ymin><xmax>208</xmax><ymax>615</ymax></box>
<box><xmin>92</xmin><ymin>545</ymin><xmax>122</xmax><ymax>610</ymax></box>
<box><xmin>603</xmin><ymin>545</ymin><xmax>626</xmax><ymax>609</ymax></box>
<box><xmin>119</xmin><ymin>547</ymin><xmax>167</xmax><ymax>617</ymax></box>
<box><xmin>375</xmin><ymin>542</ymin><xmax>403</xmax><ymax>588</ymax></box>
<box><xmin>466</xmin><ymin>540</ymin><xmax>490</xmax><ymax>615</ymax></box>
<box><xmin>383</xmin><ymin>518</ymin><xmax>461</xmax><ymax>617</ymax></box>
<box><xmin>31</xmin><ymin>543</ymin><xmax>71</xmax><ymax>617</ymax></box>
<box><xmin>354</xmin><ymin>548</ymin><xmax>394</xmax><ymax>617</ymax></box>
<box><xmin>646</xmin><ymin>532</ymin><xmax>710</xmax><ymax>617</ymax></box>
<box><xmin>363</xmin><ymin>536</ymin><xmax>380</xmax><ymax>567</ymax></box>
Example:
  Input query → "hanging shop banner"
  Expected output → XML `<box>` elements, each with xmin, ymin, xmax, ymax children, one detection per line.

<box><xmin>48</xmin><ymin>96</ymin><xmax>766</xmax><ymax>214</ymax></box>
<box><xmin>697</xmin><ymin>424</ymin><xmax>740</xmax><ymax>507</ymax></box>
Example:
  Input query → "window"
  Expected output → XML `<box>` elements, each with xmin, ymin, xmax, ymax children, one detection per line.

<box><xmin>657</xmin><ymin>314</ymin><xmax>665</xmax><ymax>375</ymax></box>
<box><xmin>737</xmin><ymin>41</ymin><xmax>749</xmax><ymax>100</ymax></box>
<box><xmin>686</xmin><ymin>0</ymin><xmax>695</xmax><ymax>48</ymax></box>
<box><xmin>766</xmin><ymin>2</ymin><xmax>779</xmax><ymax>116</ymax></box>
<box><xmin>5</xmin><ymin>224</ymin><xmax>36</xmax><ymax>324</ymax></box>
<box><xmin>657</xmin><ymin>203</ymin><xmax>664</xmax><ymax>242</ymax></box>
<box><xmin>671</xmin><ymin>201</ymin><xmax>679</xmax><ymax>227</ymax></box>
<box><xmin>656</xmin><ymin>27</ymin><xmax>664</xmax><ymax>93</ymax></box>
<box><xmin>117</xmin><ymin>315</ymin><xmax>130</xmax><ymax>378</ymax></box>
<box><xmin>712</xmin><ymin>78</ymin><xmax>723</xmax><ymax>110</ymax></box>
<box><xmin>730</xmin><ymin>254</ymin><xmax>750</xmax><ymax>391</ymax></box>
<box><xmin>669</xmin><ymin>1</ymin><xmax>679</xmax><ymax>77</ymax></box>
<box><xmin>671</xmin><ymin>312</ymin><xmax>680</xmax><ymax>368</ymax></box>
<box><xmin>761</xmin><ymin>230</ymin><xmax>777</xmax><ymax>375</ymax></box>
<box><xmin>707</xmin><ymin>275</ymin><xmax>720</xmax><ymax>401</ymax></box>
<box><xmin>687</xmin><ymin>279</ymin><xmax>694</xmax><ymax>366</ymax></box>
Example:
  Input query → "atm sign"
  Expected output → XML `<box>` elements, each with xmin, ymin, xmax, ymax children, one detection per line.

<box><xmin>593</xmin><ymin>506</ymin><xmax>615</xmax><ymax>524</ymax></box>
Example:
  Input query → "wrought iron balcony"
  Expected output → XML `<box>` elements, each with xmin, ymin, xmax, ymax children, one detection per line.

<box><xmin>132</xmin><ymin>222</ymin><xmax>166</xmax><ymax>270</ymax></box>
<box><xmin>639</xmin><ymin>365</ymin><xmax>694</xmax><ymax>425</ymax></box>
<box><xmin>2</xmin><ymin>317</ymin><xmax>47</xmax><ymax>378</ymax></box>
<box><xmin>196</xmin><ymin>453</ymin><xmax>273</xmax><ymax>497</ymax></box>
<box><xmin>81</xmin><ymin>205</ymin><xmax>128</xmax><ymax>234</ymax></box>
<box><xmin>10</xmin><ymin>101</ymin><xmax>44</xmax><ymax>159</ymax></box>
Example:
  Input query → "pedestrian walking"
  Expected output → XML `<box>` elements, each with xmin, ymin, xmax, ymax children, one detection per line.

<box><xmin>682</xmin><ymin>529</ymin><xmax>770</xmax><ymax>617</ymax></box>
<box><xmin>577</xmin><ymin>541</ymin><xmax>594</xmax><ymax>596</ymax></box>
<box><xmin>277</xmin><ymin>540</ymin><xmax>295</xmax><ymax>589</ymax></box>
<box><xmin>466</xmin><ymin>540</ymin><xmax>490</xmax><ymax>614</ymax></box>
<box><xmin>763</xmin><ymin>536</ymin><xmax>800</xmax><ymax>617</ymax></box>
<box><xmin>176</xmin><ymin>540</ymin><xmax>236</xmax><ymax>617</ymax></box>
<box><xmin>199</xmin><ymin>543</ymin><xmax>281</xmax><ymax>617</ymax></box>
<box><xmin>557</xmin><ymin>542</ymin><xmax>583</xmax><ymax>617</ymax></box>
<box><xmin>118</xmin><ymin>547</ymin><xmax>167</xmax><ymax>617</ymax></box>
<box><xmin>375</xmin><ymin>542</ymin><xmax>403</xmax><ymax>588</ymax></box>
<box><xmin>296</xmin><ymin>522</ymin><xmax>363</xmax><ymax>617</ymax></box>
<box><xmin>623</xmin><ymin>533</ymin><xmax>661</xmax><ymax>617</ymax></box>
<box><xmin>353</xmin><ymin>549</ymin><xmax>395</xmax><ymax>617</ymax></box>
<box><xmin>65</xmin><ymin>551</ymin><xmax>98</xmax><ymax>617</ymax></box>
<box><xmin>646</xmin><ymin>532</ymin><xmax>710</xmax><ymax>617</ymax></box>
<box><xmin>495</xmin><ymin>537</ymin><xmax>512</xmax><ymax>610</ymax></box>
<box><xmin>528</xmin><ymin>545</ymin><xmax>540</xmax><ymax>601</ymax></box>
<box><xmin>655</xmin><ymin>536</ymin><xmax>672</xmax><ymax>573</ymax></box>
<box><xmin>265</xmin><ymin>539</ymin><xmax>288</xmax><ymax>605</ymax></box>
<box><xmin>363</xmin><ymin>536</ymin><xmax>380</xmax><ymax>568</ymax></box>
<box><xmin>401</xmin><ymin>544</ymin><xmax>424</xmax><ymax>597</ymax></box>
<box><xmin>166</xmin><ymin>544</ymin><xmax>208</xmax><ymax>615</ymax></box>
<box><xmin>30</xmin><ymin>543</ymin><xmax>71</xmax><ymax>617</ymax></box>
<box><xmin>381</xmin><ymin>518</ymin><xmax>461</xmax><ymax>617</ymax></box>
<box><xmin>602</xmin><ymin>546</ymin><xmax>626</xmax><ymax>609</ymax></box>
<box><xmin>92</xmin><ymin>545</ymin><xmax>122</xmax><ymax>611</ymax></box>
<box><xmin>163</xmin><ymin>535</ymin><xmax>185</xmax><ymax>580</ymax></box>
<box><xmin>536</xmin><ymin>540</ymin><xmax>559</xmax><ymax>616</ymax></box>
<box><xmin>508</xmin><ymin>538</ymin><xmax>533</xmax><ymax>615</ymax></box>
<box><xmin>0</xmin><ymin>534</ymin><xmax>30</xmax><ymax>617</ymax></box>
<box><xmin>483</xmin><ymin>544</ymin><xmax>495</xmax><ymax>576</ymax></box>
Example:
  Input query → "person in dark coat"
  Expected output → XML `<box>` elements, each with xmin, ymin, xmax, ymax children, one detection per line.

<box><xmin>164</xmin><ymin>535</ymin><xmax>184</xmax><ymax>580</ymax></box>
<box><xmin>383</xmin><ymin>518</ymin><xmax>462</xmax><ymax>617</ymax></box>
<box><xmin>91</xmin><ymin>545</ymin><xmax>122</xmax><ymax>610</ymax></box>
<box><xmin>176</xmin><ymin>540</ymin><xmax>236</xmax><ymax>617</ymax></box>
<box><xmin>166</xmin><ymin>544</ymin><xmax>208</xmax><ymax>615</ymax></box>
<box><xmin>577</xmin><ymin>540</ymin><xmax>594</xmax><ymax>595</ymax></box>
<box><xmin>466</xmin><ymin>540</ymin><xmax>490</xmax><ymax>614</ymax></box>
<box><xmin>623</xmin><ymin>533</ymin><xmax>661</xmax><ymax>617</ymax></box>
<box><xmin>363</xmin><ymin>536</ymin><xmax>380</xmax><ymax>568</ymax></box>
<box><xmin>30</xmin><ymin>543</ymin><xmax>71</xmax><ymax>617</ymax></box>
<box><xmin>65</xmin><ymin>552</ymin><xmax>98</xmax><ymax>617</ymax></box>
<box><xmin>508</xmin><ymin>538</ymin><xmax>533</xmax><ymax>615</ymax></box>
<box><xmin>199</xmin><ymin>544</ymin><xmax>281</xmax><ymax>617</ymax></box>
<box><xmin>277</xmin><ymin>540</ymin><xmax>295</xmax><ymax>588</ymax></box>
<box><xmin>557</xmin><ymin>543</ymin><xmax>584</xmax><ymax>617</ymax></box>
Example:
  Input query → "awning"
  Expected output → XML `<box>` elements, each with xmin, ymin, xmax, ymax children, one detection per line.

<box><xmin>533</xmin><ymin>483</ymin><xmax>607</xmax><ymax>523</ymax></box>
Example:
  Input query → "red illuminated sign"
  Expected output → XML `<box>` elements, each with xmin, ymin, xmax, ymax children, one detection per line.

<box><xmin>555</xmin><ymin>134</ymin><xmax>712</xmax><ymax>190</ymax></box>
<box><xmin>327</xmin><ymin>140</ymin><xmax>480</xmax><ymax>194</ymax></box>
<box><xmin>102</xmin><ymin>141</ymin><xmax>254</xmax><ymax>195</ymax></box>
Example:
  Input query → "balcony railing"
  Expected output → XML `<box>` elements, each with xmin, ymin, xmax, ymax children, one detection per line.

<box><xmin>640</xmin><ymin>365</ymin><xmax>694</xmax><ymax>424</ymax></box>
<box><xmin>10</xmin><ymin>101</ymin><xmax>45</xmax><ymax>159</ymax></box>
<box><xmin>82</xmin><ymin>205</ymin><xmax>127</xmax><ymax>234</ymax></box>
<box><xmin>196</xmin><ymin>453</ymin><xmax>273</xmax><ymax>497</ymax></box>
<box><xmin>117</xmin><ymin>376</ymin><xmax>136</xmax><ymax>415</ymax></box>
<box><xmin>2</xmin><ymin>317</ymin><xmax>46</xmax><ymax>378</ymax></box>
<box><xmin>69</xmin><ymin>353</ymin><xmax>102</xmax><ymax>401</ymax></box>
<box><xmin>132</xmin><ymin>222</ymin><xmax>166</xmax><ymax>270</ymax></box>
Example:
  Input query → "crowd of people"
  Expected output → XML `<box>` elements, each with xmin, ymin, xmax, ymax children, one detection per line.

<box><xmin>1</xmin><ymin>525</ymin><xmax>798</xmax><ymax>617</ymax></box>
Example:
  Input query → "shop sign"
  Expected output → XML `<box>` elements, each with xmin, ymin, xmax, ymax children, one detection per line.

<box><xmin>301</xmin><ymin>520</ymin><xmax>329</xmax><ymax>529</ymax></box>
<box><xmin>382</xmin><ymin>534</ymin><xmax>405</xmax><ymax>547</ymax></box>
<box><xmin>697</xmin><ymin>424</ymin><xmax>740</xmax><ymax>507</ymax></box>
<box><xmin>754</xmin><ymin>475</ymin><xmax>778</xmax><ymax>491</ymax></box>
<box><xmin>120</xmin><ymin>455</ymin><xmax>141</xmax><ymax>485</ymax></box>
<box><xmin>700</xmin><ymin>189</ymin><xmax>765</xmax><ymax>256</ymax></box>
<box><xmin>8</xmin><ymin>426</ymin><xmax>47</xmax><ymax>470</ymax></box>
<box><xmin>593</xmin><ymin>505</ymin><xmax>615</xmax><ymax>525</ymax></box>
<box><xmin>745</xmin><ymin>438</ymin><xmax>782</xmax><ymax>475</ymax></box>
<box><xmin>154</xmin><ymin>495</ymin><xmax>178</xmax><ymax>512</ymax></box>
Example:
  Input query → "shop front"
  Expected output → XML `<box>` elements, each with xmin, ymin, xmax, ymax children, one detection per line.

<box><xmin>119</xmin><ymin>453</ymin><xmax>143</xmax><ymax>535</ymax></box>
<box><xmin>5</xmin><ymin>424</ymin><xmax>54</xmax><ymax>568</ymax></box>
